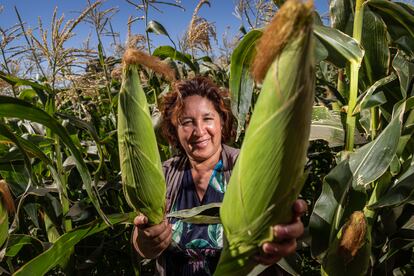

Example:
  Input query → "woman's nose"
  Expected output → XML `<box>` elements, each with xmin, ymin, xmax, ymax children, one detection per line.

<box><xmin>193</xmin><ymin>121</ymin><xmax>206</xmax><ymax>136</ymax></box>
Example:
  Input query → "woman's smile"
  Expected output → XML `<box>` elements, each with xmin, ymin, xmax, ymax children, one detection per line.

<box><xmin>191</xmin><ymin>138</ymin><xmax>210</xmax><ymax>148</ymax></box>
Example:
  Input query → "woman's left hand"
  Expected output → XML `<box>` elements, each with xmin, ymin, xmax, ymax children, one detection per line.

<box><xmin>255</xmin><ymin>199</ymin><xmax>307</xmax><ymax>265</ymax></box>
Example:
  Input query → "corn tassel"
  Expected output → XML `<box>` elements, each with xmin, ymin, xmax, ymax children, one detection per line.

<box><xmin>118</xmin><ymin>49</ymin><xmax>169</xmax><ymax>225</ymax></box>
<box><xmin>215</xmin><ymin>0</ymin><xmax>315</xmax><ymax>274</ymax></box>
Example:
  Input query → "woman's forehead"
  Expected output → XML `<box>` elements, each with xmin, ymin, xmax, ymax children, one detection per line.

<box><xmin>182</xmin><ymin>95</ymin><xmax>216</xmax><ymax>111</ymax></box>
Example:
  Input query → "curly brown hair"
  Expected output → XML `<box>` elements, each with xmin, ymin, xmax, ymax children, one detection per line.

<box><xmin>160</xmin><ymin>76</ymin><xmax>233</xmax><ymax>150</ymax></box>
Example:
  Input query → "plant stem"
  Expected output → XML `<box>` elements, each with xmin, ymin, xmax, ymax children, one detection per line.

<box><xmin>46</xmin><ymin>96</ymin><xmax>72</xmax><ymax>232</ymax></box>
<box><xmin>0</xmin><ymin>47</ymin><xmax>18</xmax><ymax>97</ymax></box>
<box><xmin>363</xmin><ymin>181</ymin><xmax>386</xmax><ymax>232</ymax></box>
<box><xmin>14</xmin><ymin>6</ymin><xmax>47</xmax><ymax>79</ymax></box>
<box><xmin>143</xmin><ymin>0</ymin><xmax>152</xmax><ymax>54</ymax></box>
<box><xmin>337</xmin><ymin>69</ymin><xmax>345</xmax><ymax>99</ymax></box>
<box><xmin>346</xmin><ymin>0</ymin><xmax>365</xmax><ymax>151</ymax></box>
<box><xmin>370</xmin><ymin>107</ymin><xmax>378</xmax><ymax>139</ymax></box>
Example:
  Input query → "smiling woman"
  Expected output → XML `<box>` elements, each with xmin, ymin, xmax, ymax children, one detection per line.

<box><xmin>177</xmin><ymin>95</ymin><xmax>223</xmax><ymax>162</ymax></box>
<box><xmin>131</xmin><ymin>76</ymin><xmax>307</xmax><ymax>276</ymax></box>
<box><xmin>161</xmin><ymin>77</ymin><xmax>233</xmax><ymax>154</ymax></box>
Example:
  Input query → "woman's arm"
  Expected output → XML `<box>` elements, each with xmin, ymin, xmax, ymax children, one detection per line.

<box><xmin>132</xmin><ymin>215</ymin><xmax>172</xmax><ymax>259</ymax></box>
<box><xmin>255</xmin><ymin>199</ymin><xmax>307</xmax><ymax>264</ymax></box>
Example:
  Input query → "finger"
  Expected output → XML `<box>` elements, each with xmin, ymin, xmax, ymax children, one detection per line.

<box><xmin>134</xmin><ymin>215</ymin><xmax>148</xmax><ymax>227</ymax></box>
<box><xmin>293</xmin><ymin>199</ymin><xmax>308</xmax><ymax>219</ymax></box>
<box><xmin>158</xmin><ymin>227</ymin><xmax>173</xmax><ymax>250</ymax></box>
<box><xmin>142</xmin><ymin>220</ymin><xmax>170</xmax><ymax>238</ymax></box>
<box><xmin>273</xmin><ymin>220</ymin><xmax>304</xmax><ymax>241</ymax></box>
<box><xmin>152</xmin><ymin>227</ymin><xmax>173</xmax><ymax>254</ymax></box>
<box><xmin>263</xmin><ymin>239</ymin><xmax>297</xmax><ymax>257</ymax></box>
<box><xmin>151</xmin><ymin>223</ymin><xmax>172</xmax><ymax>244</ymax></box>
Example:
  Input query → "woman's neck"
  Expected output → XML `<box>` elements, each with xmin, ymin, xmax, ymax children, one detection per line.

<box><xmin>188</xmin><ymin>145</ymin><xmax>222</xmax><ymax>201</ymax></box>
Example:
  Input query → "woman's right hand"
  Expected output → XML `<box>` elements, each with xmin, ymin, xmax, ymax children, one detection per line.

<box><xmin>132</xmin><ymin>214</ymin><xmax>173</xmax><ymax>259</ymax></box>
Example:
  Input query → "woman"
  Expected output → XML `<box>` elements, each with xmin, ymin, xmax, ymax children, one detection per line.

<box><xmin>132</xmin><ymin>76</ymin><xmax>306</xmax><ymax>275</ymax></box>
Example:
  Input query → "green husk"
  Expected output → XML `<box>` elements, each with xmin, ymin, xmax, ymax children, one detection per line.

<box><xmin>117</xmin><ymin>50</ymin><xmax>166</xmax><ymax>225</ymax></box>
<box><xmin>0</xmin><ymin>180</ymin><xmax>14</xmax><ymax>248</ymax></box>
<box><xmin>0</xmin><ymin>195</ymin><xmax>8</xmax><ymax>248</ymax></box>
<box><xmin>322</xmin><ymin>211</ymin><xmax>371</xmax><ymax>276</ymax></box>
<box><xmin>215</xmin><ymin>0</ymin><xmax>315</xmax><ymax>274</ymax></box>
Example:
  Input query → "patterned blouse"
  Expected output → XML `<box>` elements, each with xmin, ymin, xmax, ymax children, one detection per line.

<box><xmin>164</xmin><ymin>160</ymin><xmax>226</xmax><ymax>276</ymax></box>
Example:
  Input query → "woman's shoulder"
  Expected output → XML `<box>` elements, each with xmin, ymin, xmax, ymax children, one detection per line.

<box><xmin>222</xmin><ymin>144</ymin><xmax>240</xmax><ymax>156</ymax></box>
<box><xmin>162</xmin><ymin>154</ymin><xmax>187</xmax><ymax>174</ymax></box>
<box><xmin>221</xmin><ymin>144</ymin><xmax>240</xmax><ymax>172</ymax></box>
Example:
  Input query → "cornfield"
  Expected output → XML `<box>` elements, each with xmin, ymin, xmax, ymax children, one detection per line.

<box><xmin>1</xmin><ymin>0</ymin><xmax>414</xmax><ymax>275</ymax></box>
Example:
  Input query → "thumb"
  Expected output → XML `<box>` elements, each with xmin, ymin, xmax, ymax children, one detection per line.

<box><xmin>134</xmin><ymin>214</ymin><xmax>148</xmax><ymax>228</ymax></box>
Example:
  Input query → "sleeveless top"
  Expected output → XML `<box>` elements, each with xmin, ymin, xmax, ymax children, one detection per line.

<box><xmin>164</xmin><ymin>161</ymin><xmax>226</xmax><ymax>275</ymax></box>
<box><xmin>156</xmin><ymin>144</ymin><xmax>239</xmax><ymax>276</ymax></box>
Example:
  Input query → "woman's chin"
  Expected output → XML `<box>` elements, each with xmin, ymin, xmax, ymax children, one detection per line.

<box><xmin>190</xmin><ymin>147</ymin><xmax>213</xmax><ymax>160</ymax></box>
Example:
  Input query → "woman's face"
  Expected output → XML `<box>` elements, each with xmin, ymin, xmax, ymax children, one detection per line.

<box><xmin>177</xmin><ymin>95</ymin><xmax>222</xmax><ymax>163</ymax></box>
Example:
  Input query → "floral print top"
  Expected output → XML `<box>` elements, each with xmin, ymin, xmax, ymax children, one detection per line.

<box><xmin>165</xmin><ymin>160</ymin><xmax>226</xmax><ymax>276</ymax></box>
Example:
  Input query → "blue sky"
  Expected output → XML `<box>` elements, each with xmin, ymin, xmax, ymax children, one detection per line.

<box><xmin>0</xmin><ymin>1</ymin><xmax>330</xmax><ymax>55</ymax></box>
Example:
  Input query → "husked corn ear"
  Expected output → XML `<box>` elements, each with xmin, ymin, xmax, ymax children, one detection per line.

<box><xmin>215</xmin><ymin>0</ymin><xmax>315</xmax><ymax>274</ymax></box>
<box><xmin>118</xmin><ymin>49</ymin><xmax>169</xmax><ymax>225</ymax></box>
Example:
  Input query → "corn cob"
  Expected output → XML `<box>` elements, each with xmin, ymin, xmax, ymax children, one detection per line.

<box><xmin>0</xmin><ymin>180</ymin><xmax>15</xmax><ymax>247</ymax></box>
<box><xmin>118</xmin><ymin>49</ymin><xmax>173</xmax><ymax>225</ymax></box>
<box><xmin>322</xmin><ymin>211</ymin><xmax>371</xmax><ymax>276</ymax></box>
<box><xmin>215</xmin><ymin>0</ymin><xmax>315</xmax><ymax>274</ymax></box>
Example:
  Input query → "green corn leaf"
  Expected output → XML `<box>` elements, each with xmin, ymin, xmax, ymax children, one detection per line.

<box><xmin>147</xmin><ymin>20</ymin><xmax>177</xmax><ymax>48</ymax></box>
<box><xmin>0</xmin><ymin>126</ymin><xmax>66</xmax><ymax>210</ymax></box>
<box><xmin>329</xmin><ymin>0</ymin><xmax>354</xmax><ymax>32</ymax></box>
<box><xmin>153</xmin><ymin>45</ymin><xmax>198</xmax><ymax>73</ymax></box>
<box><xmin>310</xmin><ymin>160</ymin><xmax>354</xmax><ymax>259</ymax></box>
<box><xmin>0</xmin><ymin>73</ymin><xmax>50</xmax><ymax>105</ymax></box>
<box><xmin>0</xmin><ymin>96</ymin><xmax>109</xmax><ymax>225</ymax></box>
<box><xmin>392</xmin><ymin>52</ymin><xmax>414</xmax><ymax>98</ymax></box>
<box><xmin>167</xmin><ymin>202</ymin><xmax>221</xmax><ymax>224</ymax></box>
<box><xmin>229</xmin><ymin>30</ymin><xmax>262</xmax><ymax>141</ymax></box>
<box><xmin>146</xmin><ymin>20</ymin><xmax>170</xmax><ymax>36</ymax></box>
<box><xmin>56</xmin><ymin>112</ymin><xmax>105</xmax><ymax>175</ymax></box>
<box><xmin>353</xmin><ymin>73</ymin><xmax>397</xmax><ymax>115</ymax></box>
<box><xmin>0</xmin><ymin>195</ymin><xmax>8</xmax><ymax>248</ymax></box>
<box><xmin>367</xmin><ymin>0</ymin><xmax>414</xmax><ymax>41</ymax></box>
<box><xmin>314</xmin><ymin>24</ymin><xmax>364</xmax><ymax>68</ymax></box>
<box><xmin>369</xmin><ymin>162</ymin><xmax>414</xmax><ymax>209</ymax></box>
<box><xmin>349</xmin><ymin>103</ymin><xmax>404</xmax><ymax>189</ymax></box>
<box><xmin>13</xmin><ymin>213</ymin><xmax>135</xmax><ymax>276</ymax></box>
<box><xmin>359</xmin><ymin>6</ymin><xmax>390</xmax><ymax>91</ymax></box>
<box><xmin>118</xmin><ymin>62</ymin><xmax>166</xmax><ymax>225</ymax></box>
<box><xmin>4</xmin><ymin>234</ymin><xmax>44</xmax><ymax>258</ymax></box>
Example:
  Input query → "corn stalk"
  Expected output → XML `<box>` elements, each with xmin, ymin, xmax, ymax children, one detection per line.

<box><xmin>346</xmin><ymin>0</ymin><xmax>365</xmax><ymax>151</ymax></box>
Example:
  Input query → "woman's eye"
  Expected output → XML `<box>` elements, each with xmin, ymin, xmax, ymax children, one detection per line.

<box><xmin>181</xmin><ymin>120</ymin><xmax>192</xmax><ymax>126</ymax></box>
